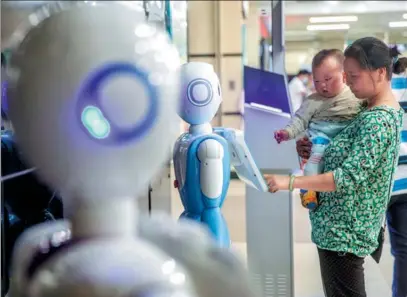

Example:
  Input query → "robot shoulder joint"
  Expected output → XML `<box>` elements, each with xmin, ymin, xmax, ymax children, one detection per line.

<box><xmin>197</xmin><ymin>138</ymin><xmax>224</xmax><ymax>161</ymax></box>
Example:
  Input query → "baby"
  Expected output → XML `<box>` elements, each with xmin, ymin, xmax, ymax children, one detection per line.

<box><xmin>275</xmin><ymin>49</ymin><xmax>362</xmax><ymax>210</ymax></box>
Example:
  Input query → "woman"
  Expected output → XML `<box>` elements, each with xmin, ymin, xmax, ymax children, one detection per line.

<box><xmin>265</xmin><ymin>37</ymin><xmax>403</xmax><ymax>297</ymax></box>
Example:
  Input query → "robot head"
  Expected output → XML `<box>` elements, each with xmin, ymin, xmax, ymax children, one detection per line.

<box><xmin>6</xmin><ymin>2</ymin><xmax>181</xmax><ymax>203</ymax></box>
<box><xmin>178</xmin><ymin>62</ymin><xmax>222</xmax><ymax>125</ymax></box>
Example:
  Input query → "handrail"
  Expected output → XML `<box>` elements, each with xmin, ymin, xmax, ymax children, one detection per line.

<box><xmin>1</xmin><ymin>168</ymin><xmax>36</xmax><ymax>182</ymax></box>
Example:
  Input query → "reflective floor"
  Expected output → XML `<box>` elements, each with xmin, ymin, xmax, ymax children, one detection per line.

<box><xmin>171</xmin><ymin>180</ymin><xmax>394</xmax><ymax>297</ymax></box>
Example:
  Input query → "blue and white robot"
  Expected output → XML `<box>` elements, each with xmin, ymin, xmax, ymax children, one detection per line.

<box><xmin>4</xmin><ymin>3</ymin><xmax>258</xmax><ymax>297</ymax></box>
<box><xmin>173</xmin><ymin>62</ymin><xmax>268</xmax><ymax>248</ymax></box>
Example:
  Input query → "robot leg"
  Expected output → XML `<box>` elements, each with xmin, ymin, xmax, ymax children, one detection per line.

<box><xmin>202</xmin><ymin>207</ymin><xmax>230</xmax><ymax>248</ymax></box>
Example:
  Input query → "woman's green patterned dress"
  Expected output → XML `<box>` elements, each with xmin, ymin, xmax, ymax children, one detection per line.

<box><xmin>310</xmin><ymin>106</ymin><xmax>404</xmax><ymax>257</ymax></box>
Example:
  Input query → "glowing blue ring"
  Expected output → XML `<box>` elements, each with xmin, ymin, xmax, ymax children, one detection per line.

<box><xmin>77</xmin><ymin>62</ymin><xmax>158</xmax><ymax>145</ymax></box>
<box><xmin>187</xmin><ymin>78</ymin><xmax>213</xmax><ymax>107</ymax></box>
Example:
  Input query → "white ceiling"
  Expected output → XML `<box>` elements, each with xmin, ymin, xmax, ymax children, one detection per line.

<box><xmin>2</xmin><ymin>1</ymin><xmax>406</xmax><ymax>45</ymax></box>
<box><xmin>256</xmin><ymin>1</ymin><xmax>407</xmax><ymax>43</ymax></box>
<box><xmin>260</xmin><ymin>1</ymin><xmax>407</xmax><ymax>16</ymax></box>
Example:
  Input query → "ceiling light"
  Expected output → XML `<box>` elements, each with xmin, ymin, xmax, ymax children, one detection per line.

<box><xmin>307</xmin><ymin>24</ymin><xmax>350</xmax><ymax>31</ymax></box>
<box><xmin>389</xmin><ymin>21</ymin><xmax>407</xmax><ymax>28</ymax></box>
<box><xmin>309</xmin><ymin>16</ymin><xmax>358</xmax><ymax>23</ymax></box>
<box><xmin>403</xmin><ymin>13</ymin><xmax>407</xmax><ymax>20</ymax></box>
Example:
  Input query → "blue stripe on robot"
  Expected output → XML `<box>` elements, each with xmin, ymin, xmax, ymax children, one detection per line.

<box><xmin>187</xmin><ymin>78</ymin><xmax>213</xmax><ymax>106</ymax></box>
<box><xmin>179</xmin><ymin>134</ymin><xmax>231</xmax><ymax>248</ymax></box>
<box><xmin>77</xmin><ymin>62</ymin><xmax>158</xmax><ymax>144</ymax></box>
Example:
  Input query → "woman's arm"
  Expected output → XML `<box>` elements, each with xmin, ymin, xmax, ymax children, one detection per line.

<box><xmin>293</xmin><ymin>172</ymin><xmax>336</xmax><ymax>192</ymax></box>
<box><xmin>266</xmin><ymin>110</ymin><xmax>396</xmax><ymax>193</ymax></box>
<box><xmin>264</xmin><ymin>172</ymin><xmax>336</xmax><ymax>193</ymax></box>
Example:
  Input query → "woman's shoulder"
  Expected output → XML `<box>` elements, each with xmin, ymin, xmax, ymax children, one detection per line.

<box><xmin>360</xmin><ymin>106</ymin><xmax>402</xmax><ymax>124</ymax></box>
<box><xmin>356</xmin><ymin>106</ymin><xmax>402</xmax><ymax>139</ymax></box>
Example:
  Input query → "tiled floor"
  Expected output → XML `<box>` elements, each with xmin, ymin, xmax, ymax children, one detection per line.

<box><xmin>171</xmin><ymin>180</ymin><xmax>394</xmax><ymax>297</ymax></box>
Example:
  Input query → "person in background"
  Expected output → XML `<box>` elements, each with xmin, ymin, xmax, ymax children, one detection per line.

<box><xmin>306</xmin><ymin>74</ymin><xmax>316</xmax><ymax>95</ymax></box>
<box><xmin>388</xmin><ymin>49</ymin><xmax>407</xmax><ymax>297</ymax></box>
<box><xmin>288</xmin><ymin>69</ymin><xmax>312</xmax><ymax>112</ymax></box>
<box><xmin>266</xmin><ymin>37</ymin><xmax>403</xmax><ymax>297</ymax></box>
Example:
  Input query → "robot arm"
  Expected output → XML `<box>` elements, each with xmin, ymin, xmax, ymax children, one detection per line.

<box><xmin>9</xmin><ymin>220</ymin><xmax>71</xmax><ymax>297</ymax></box>
<box><xmin>197</xmin><ymin>139</ymin><xmax>224</xmax><ymax>198</ymax></box>
<box><xmin>214</xmin><ymin>128</ymin><xmax>268</xmax><ymax>192</ymax></box>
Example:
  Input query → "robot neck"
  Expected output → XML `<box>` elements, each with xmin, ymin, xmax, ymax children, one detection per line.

<box><xmin>64</xmin><ymin>197</ymin><xmax>138</xmax><ymax>239</ymax></box>
<box><xmin>189</xmin><ymin>123</ymin><xmax>212</xmax><ymax>135</ymax></box>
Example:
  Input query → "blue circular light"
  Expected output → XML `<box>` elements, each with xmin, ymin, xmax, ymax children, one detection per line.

<box><xmin>187</xmin><ymin>78</ymin><xmax>213</xmax><ymax>107</ymax></box>
<box><xmin>77</xmin><ymin>62</ymin><xmax>158</xmax><ymax>145</ymax></box>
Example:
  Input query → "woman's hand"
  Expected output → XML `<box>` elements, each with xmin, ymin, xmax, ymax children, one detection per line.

<box><xmin>264</xmin><ymin>174</ymin><xmax>290</xmax><ymax>193</ymax></box>
<box><xmin>296</xmin><ymin>137</ymin><xmax>312</xmax><ymax>159</ymax></box>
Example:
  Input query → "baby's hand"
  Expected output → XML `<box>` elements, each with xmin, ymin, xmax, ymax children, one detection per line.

<box><xmin>274</xmin><ymin>130</ymin><xmax>290</xmax><ymax>143</ymax></box>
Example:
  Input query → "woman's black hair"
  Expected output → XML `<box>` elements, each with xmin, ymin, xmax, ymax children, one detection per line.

<box><xmin>388</xmin><ymin>45</ymin><xmax>407</xmax><ymax>75</ymax></box>
<box><xmin>344</xmin><ymin>37</ymin><xmax>393</xmax><ymax>80</ymax></box>
<box><xmin>393</xmin><ymin>57</ymin><xmax>407</xmax><ymax>75</ymax></box>
<box><xmin>390</xmin><ymin>46</ymin><xmax>401</xmax><ymax>59</ymax></box>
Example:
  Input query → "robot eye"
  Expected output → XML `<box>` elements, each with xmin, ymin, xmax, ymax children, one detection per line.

<box><xmin>81</xmin><ymin>106</ymin><xmax>111</xmax><ymax>139</ymax></box>
<box><xmin>186</xmin><ymin>78</ymin><xmax>213</xmax><ymax>106</ymax></box>
<box><xmin>76</xmin><ymin>62</ymin><xmax>159</xmax><ymax>145</ymax></box>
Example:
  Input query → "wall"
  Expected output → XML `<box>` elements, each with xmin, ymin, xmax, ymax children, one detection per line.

<box><xmin>285</xmin><ymin>39</ymin><xmax>346</xmax><ymax>74</ymax></box>
<box><xmin>245</xmin><ymin>7</ymin><xmax>261</xmax><ymax>69</ymax></box>
<box><xmin>187</xmin><ymin>1</ymin><xmax>244</xmax><ymax>129</ymax></box>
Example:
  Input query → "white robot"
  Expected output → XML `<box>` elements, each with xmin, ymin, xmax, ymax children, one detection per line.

<box><xmin>4</xmin><ymin>2</ymin><xmax>257</xmax><ymax>297</ymax></box>
<box><xmin>173</xmin><ymin>62</ymin><xmax>268</xmax><ymax>248</ymax></box>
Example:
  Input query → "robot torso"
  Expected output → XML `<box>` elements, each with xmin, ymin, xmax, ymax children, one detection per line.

<box><xmin>173</xmin><ymin>132</ymin><xmax>230</xmax><ymax>217</ymax></box>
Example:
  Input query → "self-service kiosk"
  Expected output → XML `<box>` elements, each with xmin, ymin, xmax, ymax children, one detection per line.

<box><xmin>244</xmin><ymin>66</ymin><xmax>298</xmax><ymax>297</ymax></box>
<box><xmin>138</xmin><ymin>161</ymin><xmax>173</xmax><ymax>214</ymax></box>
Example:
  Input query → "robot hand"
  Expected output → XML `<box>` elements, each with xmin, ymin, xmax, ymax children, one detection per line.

<box><xmin>139</xmin><ymin>213</ymin><xmax>258</xmax><ymax>297</ymax></box>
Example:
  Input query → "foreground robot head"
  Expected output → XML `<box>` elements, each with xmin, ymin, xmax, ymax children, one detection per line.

<box><xmin>6</xmin><ymin>3</ymin><xmax>192</xmax><ymax>297</ymax></box>
<box><xmin>178</xmin><ymin>62</ymin><xmax>222</xmax><ymax>125</ymax></box>
<box><xmin>7</xmin><ymin>2</ymin><xmax>180</xmax><ymax>207</ymax></box>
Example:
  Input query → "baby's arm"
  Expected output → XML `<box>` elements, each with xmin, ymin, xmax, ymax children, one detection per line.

<box><xmin>274</xmin><ymin>130</ymin><xmax>290</xmax><ymax>143</ymax></box>
<box><xmin>274</xmin><ymin>98</ymin><xmax>317</xmax><ymax>143</ymax></box>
